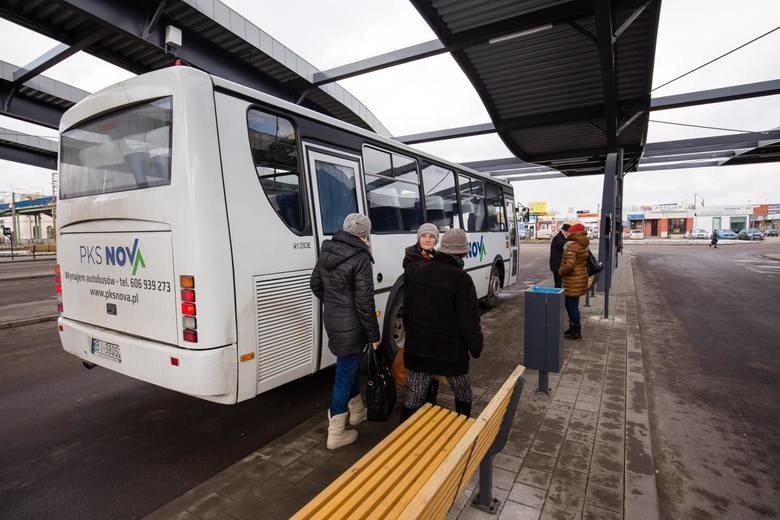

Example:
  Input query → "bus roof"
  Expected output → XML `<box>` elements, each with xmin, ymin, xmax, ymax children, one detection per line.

<box><xmin>208</xmin><ymin>70</ymin><xmax>511</xmax><ymax>189</ymax></box>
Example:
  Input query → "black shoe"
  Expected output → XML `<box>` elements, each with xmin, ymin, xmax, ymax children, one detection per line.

<box><xmin>426</xmin><ymin>378</ymin><xmax>440</xmax><ymax>405</ymax></box>
<box><xmin>565</xmin><ymin>326</ymin><xmax>582</xmax><ymax>340</ymax></box>
<box><xmin>564</xmin><ymin>324</ymin><xmax>575</xmax><ymax>335</ymax></box>
<box><xmin>454</xmin><ymin>400</ymin><xmax>472</xmax><ymax>418</ymax></box>
<box><xmin>399</xmin><ymin>406</ymin><xmax>418</xmax><ymax>425</ymax></box>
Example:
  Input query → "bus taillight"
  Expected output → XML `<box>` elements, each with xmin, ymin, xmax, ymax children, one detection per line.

<box><xmin>180</xmin><ymin>275</ymin><xmax>197</xmax><ymax>342</ymax></box>
<box><xmin>55</xmin><ymin>264</ymin><xmax>63</xmax><ymax>313</ymax></box>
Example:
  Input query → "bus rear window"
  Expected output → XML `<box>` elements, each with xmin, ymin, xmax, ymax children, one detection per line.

<box><xmin>60</xmin><ymin>97</ymin><xmax>172</xmax><ymax>199</ymax></box>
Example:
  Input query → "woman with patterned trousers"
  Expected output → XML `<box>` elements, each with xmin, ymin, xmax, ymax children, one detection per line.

<box><xmin>399</xmin><ymin>228</ymin><xmax>483</xmax><ymax>423</ymax></box>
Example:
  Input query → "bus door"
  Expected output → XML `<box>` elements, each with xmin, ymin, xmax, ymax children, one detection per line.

<box><xmin>304</xmin><ymin>144</ymin><xmax>366</xmax><ymax>369</ymax></box>
<box><xmin>505</xmin><ymin>195</ymin><xmax>519</xmax><ymax>284</ymax></box>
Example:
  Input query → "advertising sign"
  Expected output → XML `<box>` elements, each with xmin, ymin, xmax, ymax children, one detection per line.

<box><xmin>529</xmin><ymin>201</ymin><xmax>548</xmax><ymax>214</ymax></box>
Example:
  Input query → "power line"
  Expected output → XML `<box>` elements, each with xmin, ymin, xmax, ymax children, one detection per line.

<box><xmin>649</xmin><ymin>119</ymin><xmax>780</xmax><ymax>135</ymax></box>
<box><xmin>652</xmin><ymin>25</ymin><xmax>780</xmax><ymax>92</ymax></box>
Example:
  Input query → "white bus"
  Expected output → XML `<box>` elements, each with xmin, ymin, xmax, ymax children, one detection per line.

<box><xmin>56</xmin><ymin>66</ymin><xmax>519</xmax><ymax>404</ymax></box>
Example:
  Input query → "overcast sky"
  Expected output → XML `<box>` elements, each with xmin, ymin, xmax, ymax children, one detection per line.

<box><xmin>1</xmin><ymin>0</ymin><xmax>778</xmax><ymax>214</ymax></box>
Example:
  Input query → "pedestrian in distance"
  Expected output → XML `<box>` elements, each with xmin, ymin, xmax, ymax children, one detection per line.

<box><xmin>400</xmin><ymin>228</ymin><xmax>483</xmax><ymax>423</ymax></box>
<box><xmin>310</xmin><ymin>213</ymin><xmax>380</xmax><ymax>450</ymax></box>
<box><xmin>558</xmin><ymin>223</ymin><xmax>590</xmax><ymax>340</ymax></box>
<box><xmin>549</xmin><ymin>223</ymin><xmax>571</xmax><ymax>288</ymax></box>
<box><xmin>401</xmin><ymin>223</ymin><xmax>441</xmax><ymax>404</ymax></box>
<box><xmin>710</xmin><ymin>229</ymin><xmax>719</xmax><ymax>248</ymax></box>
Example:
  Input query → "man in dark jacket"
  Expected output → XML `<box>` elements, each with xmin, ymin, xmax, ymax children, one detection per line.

<box><xmin>550</xmin><ymin>223</ymin><xmax>571</xmax><ymax>288</ymax></box>
<box><xmin>310</xmin><ymin>213</ymin><xmax>380</xmax><ymax>449</ymax></box>
<box><xmin>400</xmin><ymin>228</ymin><xmax>483</xmax><ymax>422</ymax></box>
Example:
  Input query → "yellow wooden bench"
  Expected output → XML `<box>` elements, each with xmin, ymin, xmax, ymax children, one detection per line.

<box><xmin>293</xmin><ymin>364</ymin><xmax>526</xmax><ymax>520</ymax></box>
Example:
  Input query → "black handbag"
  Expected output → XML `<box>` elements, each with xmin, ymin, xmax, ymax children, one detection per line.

<box><xmin>587</xmin><ymin>250</ymin><xmax>603</xmax><ymax>277</ymax></box>
<box><xmin>365</xmin><ymin>346</ymin><xmax>396</xmax><ymax>422</ymax></box>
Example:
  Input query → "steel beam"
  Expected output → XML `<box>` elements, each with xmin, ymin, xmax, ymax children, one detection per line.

<box><xmin>10</xmin><ymin>29</ymin><xmax>108</xmax><ymax>89</ymax></box>
<box><xmin>0</xmin><ymin>145</ymin><xmax>57</xmax><ymax>169</ymax></box>
<box><xmin>313</xmin><ymin>39</ymin><xmax>446</xmax><ymax>86</ymax></box>
<box><xmin>394</xmin><ymin>123</ymin><xmax>496</xmax><ymax>144</ymax></box>
<box><xmin>593</xmin><ymin>0</ymin><xmax>618</xmax><ymax>151</ymax></box>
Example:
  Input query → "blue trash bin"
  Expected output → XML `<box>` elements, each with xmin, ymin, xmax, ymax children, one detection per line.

<box><xmin>524</xmin><ymin>286</ymin><xmax>564</xmax><ymax>392</ymax></box>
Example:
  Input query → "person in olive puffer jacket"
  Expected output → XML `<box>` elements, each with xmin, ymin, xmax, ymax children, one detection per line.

<box><xmin>558</xmin><ymin>222</ymin><xmax>590</xmax><ymax>340</ymax></box>
<box><xmin>310</xmin><ymin>213</ymin><xmax>380</xmax><ymax>450</ymax></box>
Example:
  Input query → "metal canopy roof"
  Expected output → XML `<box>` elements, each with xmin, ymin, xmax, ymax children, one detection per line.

<box><xmin>460</xmin><ymin>129</ymin><xmax>780</xmax><ymax>180</ymax></box>
<box><xmin>409</xmin><ymin>0</ymin><xmax>662</xmax><ymax>176</ymax></box>
<box><xmin>0</xmin><ymin>0</ymin><xmax>389</xmax><ymax>135</ymax></box>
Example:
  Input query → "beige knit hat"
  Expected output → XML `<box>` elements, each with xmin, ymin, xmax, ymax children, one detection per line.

<box><xmin>438</xmin><ymin>228</ymin><xmax>469</xmax><ymax>255</ymax></box>
<box><xmin>343</xmin><ymin>213</ymin><xmax>371</xmax><ymax>239</ymax></box>
<box><xmin>416</xmin><ymin>223</ymin><xmax>439</xmax><ymax>243</ymax></box>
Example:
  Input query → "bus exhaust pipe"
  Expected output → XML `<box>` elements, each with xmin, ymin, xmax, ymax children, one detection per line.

<box><xmin>82</xmin><ymin>361</ymin><xmax>98</xmax><ymax>370</ymax></box>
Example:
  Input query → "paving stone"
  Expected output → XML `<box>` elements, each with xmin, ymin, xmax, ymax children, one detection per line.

<box><xmin>583</xmin><ymin>504</ymin><xmax>622</xmax><ymax>520</ymax></box>
<box><xmin>493</xmin><ymin>467</ymin><xmax>518</xmax><ymax>491</ymax></box>
<box><xmin>524</xmin><ymin>451</ymin><xmax>557</xmax><ymax>472</ymax></box>
<box><xmin>255</xmin><ymin>444</ymin><xmax>304</xmax><ymax>467</ymax></box>
<box><xmin>494</xmin><ymin>452</ymin><xmax>523</xmax><ymax>473</ymax></box>
<box><xmin>565</xmin><ymin>428</ymin><xmax>595</xmax><ymax>445</ymax></box>
<box><xmin>498</xmin><ymin>500</ymin><xmax>542</xmax><ymax>520</ymax></box>
<box><xmin>586</xmin><ymin>483</ymin><xmax>623</xmax><ymax>513</ymax></box>
<box><xmin>540</xmin><ymin>504</ymin><xmax>582</xmax><ymax>520</ymax></box>
<box><xmin>278</xmin><ymin>459</ymin><xmax>315</xmax><ymax>483</ymax></box>
<box><xmin>516</xmin><ymin>466</ymin><xmax>554</xmax><ymax>490</ymax></box>
<box><xmin>530</xmin><ymin>429</ymin><xmax>564</xmax><ymax>458</ymax></box>
<box><xmin>558</xmin><ymin>440</ymin><xmax>592</xmax><ymax>473</ymax></box>
<box><xmin>545</xmin><ymin>467</ymin><xmax>587</xmax><ymax>511</ymax></box>
<box><xmin>458</xmin><ymin>488</ymin><xmax>509</xmax><ymax>520</ymax></box>
<box><xmin>188</xmin><ymin>492</ymin><xmax>240</xmax><ymax>520</ymax></box>
<box><xmin>508</xmin><ymin>482</ymin><xmax>547</xmax><ymax>509</ymax></box>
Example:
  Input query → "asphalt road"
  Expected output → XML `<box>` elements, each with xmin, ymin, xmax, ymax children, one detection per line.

<box><xmin>0</xmin><ymin>248</ymin><xmax>551</xmax><ymax>520</ymax></box>
<box><xmin>631</xmin><ymin>241</ymin><xmax>780</xmax><ymax>519</ymax></box>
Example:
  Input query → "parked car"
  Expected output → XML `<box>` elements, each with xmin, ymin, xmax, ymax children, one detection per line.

<box><xmin>737</xmin><ymin>228</ymin><xmax>764</xmax><ymax>240</ymax></box>
<box><xmin>764</xmin><ymin>228</ymin><xmax>779</xmax><ymax>237</ymax></box>
<box><xmin>690</xmin><ymin>228</ymin><xmax>709</xmax><ymax>239</ymax></box>
<box><xmin>628</xmin><ymin>228</ymin><xmax>645</xmax><ymax>240</ymax></box>
<box><xmin>718</xmin><ymin>229</ymin><xmax>737</xmax><ymax>240</ymax></box>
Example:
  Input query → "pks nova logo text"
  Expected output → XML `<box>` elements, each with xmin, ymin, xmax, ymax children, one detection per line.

<box><xmin>80</xmin><ymin>238</ymin><xmax>147</xmax><ymax>275</ymax></box>
<box><xmin>468</xmin><ymin>235</ymin><xmax>486</xmax><ymax>261</ymax></box>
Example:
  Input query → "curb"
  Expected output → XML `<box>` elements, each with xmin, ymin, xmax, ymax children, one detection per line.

<box><xmin>759</xmin><ymin>254</ymin><xmax>780</xmax><ymax>262</ymax></box>
<box><xmin>0</xmin><ymin>274</ymin><xmax>54</xmax><ymax>282</ymax></box>
<box><xmin>0</xmin><ymin>314</ymin><xmax>59</xmax><ymax>329</ymax></box>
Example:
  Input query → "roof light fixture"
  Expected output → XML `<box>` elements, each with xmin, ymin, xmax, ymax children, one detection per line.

<box><xmin>488</xmin><ymin>23</ymin><xmax>554</xmax><ymax>45</ymax></box>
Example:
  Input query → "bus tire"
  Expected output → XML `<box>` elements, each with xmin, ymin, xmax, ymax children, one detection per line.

<box><xmin>387</xmin><ymin>293</ymin><xmax>405</xmax><ymax>355</ymax></box>
<box><xmin>483</xmin><ymin>265</ymin><xmax>501</xmax><ymax>309</ymax></box>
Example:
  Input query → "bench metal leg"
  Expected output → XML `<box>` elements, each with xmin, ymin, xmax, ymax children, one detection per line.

<box><xmin>472</xmin><ymin>377</ymin><xmax>525</xmax><ymax>514</ymax></box>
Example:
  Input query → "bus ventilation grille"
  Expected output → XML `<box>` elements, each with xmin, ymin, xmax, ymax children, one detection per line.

<box><xmin>254</xmin><ymin>271</ymin><xmax>314</xmax><ymax>383</ymax></box>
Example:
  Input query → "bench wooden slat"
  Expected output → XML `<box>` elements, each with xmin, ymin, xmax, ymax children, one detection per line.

<box><xmin>335</xmin><ymin>408</ymin><xmax>468</xmax><ymax>519</ymax></box>
<box><xmin>399</xmin><ymin>365</ymin><xmax>525</xmax><ymax>519</ymax></box>
<box><xmin>292</xmin><ymin>403</ymin><xmax>437</xmax><ymax>520</ymax></box>
<box><xmin>294</xmin><ymin>364</ymin><xmax>526</xmax><ymax>520</ymax></box>
<box><xmin>380</xmin><ymin>417</ymin><xmax>473</xmax><ymax>519</ymax></box>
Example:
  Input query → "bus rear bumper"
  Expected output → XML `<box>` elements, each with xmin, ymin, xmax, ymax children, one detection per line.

<box><xmin>58</xmin><ymin>317</ymin><xmax>237</xmax><ymax>404</ymax></box>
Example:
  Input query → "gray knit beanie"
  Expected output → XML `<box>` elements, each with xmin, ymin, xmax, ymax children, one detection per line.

<box><xmin>343</xmin><ymin>213</ymin><xmax>371</xmax><ymax>239</ymax></box>
<box><xmin>416</xmin><ymin>223</ymin><xmax>439</xmax><ymax>243</ymax></box>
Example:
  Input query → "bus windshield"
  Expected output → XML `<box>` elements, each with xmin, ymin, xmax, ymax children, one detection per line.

<box><xmin>60</xmin><ymin>97</ymin><xmax>173</xmax><ymax>199</ymax></box>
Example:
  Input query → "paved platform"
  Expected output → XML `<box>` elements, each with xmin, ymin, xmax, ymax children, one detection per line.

<box><xmin>146</xmin><ymin>255</ymin><xmax>658</xmax><ymax>520</ymax></box>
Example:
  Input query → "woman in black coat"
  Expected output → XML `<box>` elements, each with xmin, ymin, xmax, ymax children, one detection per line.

<box><xmin>400</xmin><ymin>229</ymin><xmax>483</xmax><ymax>422</ymax></box>
<box><xmin>401</xmin><ymin>223</ymin><xmax>440</xmax><ymax>403</ymax></box>
<box><xmin>310</xmin><ymin>213</ymin><xmax>380</xmax><ymax>449</ymax></box>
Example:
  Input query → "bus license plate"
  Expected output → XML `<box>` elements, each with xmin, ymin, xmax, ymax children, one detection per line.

<box><xmin>91</xmin><ymin>338</ymin><xmax>121</xmax><ymax>363</ymax></box>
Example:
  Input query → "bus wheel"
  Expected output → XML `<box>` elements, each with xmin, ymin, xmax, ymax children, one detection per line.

<box><xmin>484</xmin><ymin>266</ymin><xmax>501</xmax><ymax>309</ymax></box>
<box><xmin>388</xmin><ymin>294</ymin><xmax>405</xmax><ymax>354</ymax></box>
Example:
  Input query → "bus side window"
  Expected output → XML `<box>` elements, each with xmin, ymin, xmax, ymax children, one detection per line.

<box><xmin>362</xmin><ymin>146</ymin><xmax>422</xmax><ymax>233</ymax></box>
<box><xmin>485</xmin><ymin>183</ymin><xmax>506</xmax><ymax>232</ymax></box>
<box><xmin>421</xmin><ymin>162</ymin><xmax>458</xmax><ymax>230</ymax></box>
<box><xmin>459</xmin><ymin>175</ymin><xmax>487</xmax><ymax>232</ymax></box>
<box><xmin>247</xmin><ymin>109</ymin><xmax>306</xmax><ymax>234</ymax></box>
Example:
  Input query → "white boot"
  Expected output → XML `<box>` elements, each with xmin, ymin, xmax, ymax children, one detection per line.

<box><xmin>327</xmin><ymin>411</ymin><xmax>358</xmax><ymax>450</ymax></box>
<box><xmin>348</xmin><ymin>395</ymin><xmax>367</xmax><ymax>426</ymax></box>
